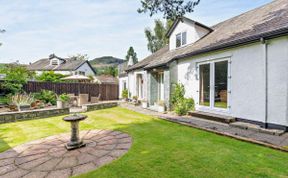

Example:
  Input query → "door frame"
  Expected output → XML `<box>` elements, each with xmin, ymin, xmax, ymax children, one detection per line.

<box><xmin>197</xmin><ymin>57</ymin><xmax>231</xmax><ymax>114</ymax></box>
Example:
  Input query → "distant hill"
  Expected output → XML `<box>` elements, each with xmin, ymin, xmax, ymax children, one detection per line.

<box><xmin>89</xmin><ymin>56</ymin><xmax>125</xmax><ymax>75</ymax></box>
<box><xmin>89</xmin><ymin>56</ymin><xmax>125</xmax><ymax>68</ymax></box>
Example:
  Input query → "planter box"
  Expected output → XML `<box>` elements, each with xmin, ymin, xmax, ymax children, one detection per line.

<box><xmin>18</xmin><ymin>105</ymin><xmax>30</xmax><ymax>111</ymax></box>
<box><xmin>142</xmin><ymin>102</ymin><xmax>148</xmax><ymax>108</ymax></box>
<box><xmin>158</xmin><ymin>106</ymin><xmax>165</xmax><ymax>112</ymax></box>
<box><xmin>57</xmin><ymin>100</ymin><xmax>63</xmax><ymax>109</ymax></box>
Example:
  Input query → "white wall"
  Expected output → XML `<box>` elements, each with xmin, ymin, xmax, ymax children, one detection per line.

<box><xmin>267</xmin><ymin>37</ymin><xmax>288</xmax><ymax>126</ymax></box>
<box><xmin>76</xmin><ymin>62</ymin><xmax>95</xmax><ymax>76</ymax></box>
<box><xmin>177</xmin><ymin>37</ymin><xmax>288</xmax><ymax>127</ymax></box>
<box><xmin>126</xmin><ymin>69</ymin><xmax>147</xmax><ymax>100</ymax></box>
<box><xmin>119</xmin><ymin>76</ymin><xmax>128</xmax><ymax>98</ymax></box>
<box><xmin>169</xmin><ymin>19</ymin><xmax>210</xmax><ymax>50</ymax></box>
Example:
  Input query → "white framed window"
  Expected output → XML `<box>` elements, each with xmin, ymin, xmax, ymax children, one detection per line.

<box><xmin>51</xmin><ymin>59</ymin><xmax>58</xmax><ymax>65</ymax></box>
<box><xmin>176</xmin><ymin>32</ymin><xmax>187</xmax><ymax>48</ymax></box>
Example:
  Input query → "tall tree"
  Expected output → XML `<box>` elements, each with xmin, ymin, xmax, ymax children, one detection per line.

<box><xmin>145</xmin><ymin>19</ymin><xmax>173</xmax><ymax>53</ymax></box>
<box><xmin>125</xmin><ymin>47</ymin><xmax>138</xmax><ymax>64</ymax></box>
<box><xmin>69</xmin><ymin>54</ymin><xmax>89</xmax><ymax>60</ymax></box>
<box><xmin>138</xmin><ymin>0</ymin><xmax>200</xmax><ymax>20</ymax></box>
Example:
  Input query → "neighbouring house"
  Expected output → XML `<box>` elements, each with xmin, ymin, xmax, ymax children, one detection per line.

<box><xmin>120</xmin><ymin>0</ymin><xmax>288</xmax><ymax>131</ymax></box>
<box><xmin>27</xmin><ymin>54</ymin><xmax>96</xmax><ymax>76</ymax></box>
<box><xmin>93</xmin><ymin>75</ymin><xmax>118</xmax><ymax>85</ymax></box>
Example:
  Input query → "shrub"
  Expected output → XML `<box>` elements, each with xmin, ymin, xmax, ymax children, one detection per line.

<box><xmin>58</xmin><ymin>93</ymin><xmax>70</xmax><ymax>102</ymax></box>
<box><xmin>157</xmin><ymin>100</ymin><xmax>165</xmax><ymax>106</ymax></box>
<box><xmin>132</xmin><ymin>96</ymin><xmax>138</xmax><ymax>101</ymax></box>
<box><xmin>35</xmin><ymin>71</ymin><xmax>65</xmax><ymax>82</ymax></box>
<box><xmin>171</xmin><ymin>83</ymin><xmax>195</xmax><ymax>115</ymax></box>
<box><xmin>174</xmin><ymin>98</ymin><xmax>194</xmax><ymax>116</ymax></box>
<box><xmin>2</xmin><ymin>64</ymin><xmax>34</xmax><ymax>94</ymax></box>
<box><xmin>122</xmin><ymin>89</ymin><xmax>128</xmax><ymax>99</ymax></box>
<box><xmin>9</xmin><ymin>93</ymin><xmax>34</xmax><ymax>111</ymax></box>
<box><xmin>33</xmin><ymin>90</ymin><xmax>57</xmax><ymax>105</ymax></box>
<box><xmin>171</xmin><ymin>83</ymin><xmax>185</xmax><ymax>106</ymax></box>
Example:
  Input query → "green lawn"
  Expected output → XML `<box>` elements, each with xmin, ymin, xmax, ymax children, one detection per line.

<box><xmin>0</xmin><ymin>107</ymin><xmax>287</xmax><ymax>178</ymax></box>
<box><xmin>0</xmin><ymin>96</ymin><xmax>8</xmax><ymax>105</ymax></box>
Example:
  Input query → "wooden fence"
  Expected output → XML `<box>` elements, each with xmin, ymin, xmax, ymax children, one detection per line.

<box><xmin>22</xmin><ymin>81</ymin><xmax>119</xmax><ymax>101</ymax></box>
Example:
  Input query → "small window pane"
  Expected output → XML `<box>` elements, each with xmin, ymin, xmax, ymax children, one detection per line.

<box><xmin>214</xmin><ymin>61</ymin><xmax>228</xmax><ymax>108</ymax></box>
<box><xmin>199</xmin><ymin>64</ymin><xmax>210</xmax><ymax>106</ymax></box>
<box><xmin>176</xmin><ymin>34</ymin><xmax>181</xmax><ymax>48</ymax></box>
<box><xmin>182</xmin><ymin>32</ymin><xmax>187</xmax><ymax>45</ymax></box>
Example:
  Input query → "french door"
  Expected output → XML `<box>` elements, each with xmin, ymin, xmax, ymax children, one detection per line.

<box><xmin>199</xmin><ymin>59</ymin><xmax>229</xmax><ymax>110</ymax></box>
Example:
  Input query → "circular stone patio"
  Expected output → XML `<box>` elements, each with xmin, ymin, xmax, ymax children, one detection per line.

<box><xmin>0</xmin><ymin>130</ymin><xmax>132</xmax><ymax>178</ymax></box>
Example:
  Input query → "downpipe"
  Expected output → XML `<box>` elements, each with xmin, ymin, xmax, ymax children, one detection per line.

<box><xmin>260</xmin><ymin>37</ymin><xmax>268</xmax><ymax>129</ymax></box>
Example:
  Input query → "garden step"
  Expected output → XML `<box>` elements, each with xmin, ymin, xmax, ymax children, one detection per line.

<box><xmin>188</xmin><ymin>111</ymin><xmax>236</xmax><ymax>124</ymax></box>
<box><xmin>230</xmin><ymin>122</ymin><xmax>285</xmax><ymax>136</ymax></box>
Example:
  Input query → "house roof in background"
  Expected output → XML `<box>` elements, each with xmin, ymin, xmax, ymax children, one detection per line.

<box><xmin>94</xmin><ymin>75</ymin><xmax>118</xmax><ymax>84</ymax></box>
<box><xmin>128</xmin><ymin>0</ymin><xmax>288</xmax><ymax>71</ymax></box>
<box><xmin>27</xmin><ymin>55</ymin><xmax>88</xmax><ymax>71</ymax></box>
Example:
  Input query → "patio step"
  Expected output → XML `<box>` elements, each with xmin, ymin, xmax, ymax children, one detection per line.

<box><xmin>230</xmin><ymin>122</ymin><xmax>285</xmax><ymax>136</ymax></box>
<box><xmin>188</xmin><ymin>111</ymin><xmax>236</xmax><ymax>124</ymax></box>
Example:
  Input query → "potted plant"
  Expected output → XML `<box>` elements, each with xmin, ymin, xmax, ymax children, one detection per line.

<box><xmin>157</xmin><ymin>100</ymin><xmax>165</xmax><ymax>112</ymax></box>
<box><xmin>121</xmin><ymin>89</ymin><xmax>129</xmax><ymax>101</ymax></box>
<box><xmin>57</xmin><ymin>94</ymin><xmax>70</xmax><ymax>109</ymax></box>
<box><xmin>9</xmin><ymin>93</ymin><xmax>34</xmax><ymax>111</ymax></box>
<box><xmin>132</xmin><ymin>96</ymin><xmax>140</xmax><ymax>106</ymax></box>
<box><xmin>141</xmin><ymin>99</ymin><xmax>148</xmax><ymax>108</ymax></box>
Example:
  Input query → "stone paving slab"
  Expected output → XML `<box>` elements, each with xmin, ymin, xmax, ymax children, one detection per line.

<box><xmin>0</xmin><ymin>130</ymin><xmax>132</xmax><ymax>178</ymax></box>
<box><xmin>120</xmin><ymin>103</ymin><xmax>288</xmax><ymax>152</ymax></box>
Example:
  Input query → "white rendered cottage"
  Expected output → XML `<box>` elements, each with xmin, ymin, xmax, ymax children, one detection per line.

<box><xmin>120</xmin><ymin>0</ymin><xmax>288</xmax><ymax>131</ymax></box>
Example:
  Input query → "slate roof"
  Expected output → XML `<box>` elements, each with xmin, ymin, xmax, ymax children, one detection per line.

<box><xmin>128</xmin><ymin>0</ymin><xmax>288</xmax><ymax>71</ymax></box>
<box><xmin>27</xmin><ymin>55</ymin><xmax>88</xmax><ymax>71</ymax></box>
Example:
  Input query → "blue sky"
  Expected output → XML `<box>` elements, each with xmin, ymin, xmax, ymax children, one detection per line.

<box><xmin>0</xmin><ymin>0</ymin><xmax>271</xmax><ymax>64</ymax></box>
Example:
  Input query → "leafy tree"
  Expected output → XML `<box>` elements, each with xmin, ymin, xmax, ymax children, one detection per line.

<box><xmin>102</xmin><ymin>66</ymin><xmax>118</xmax><ymax>77</ymax></box>
<box><xmin>138</xmin><ymin>0</ymin><xmax>200</xmax><ymax>20</ymax></box>
<box><xmin>36</xmin><ymin>71</ymin><xmax>65</xmax><ymax>82</ymax></box>
<box><xmin>145</xmin><ymin>19</ymin><xmax>173</xmax><ymax>53</ymax></box>
<box><xmin>125</xmin><ymin>47</ymin><xmax>138</xmax><ymax>64</ymax></box>
<box><xmin>2</xmin><ymin>64</ymin><xmax>33</xmax><ymax>94</ymax></box>
<box><xmin>69</xmin><ymin>54</ymin><xmax>89</xmax><ymax>60</ymax></box>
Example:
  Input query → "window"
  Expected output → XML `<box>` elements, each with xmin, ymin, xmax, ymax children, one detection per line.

<box><xmin>79</xmin><ymin>71</ymin><xmax>85</xmax><ymax>76</ymax></box>
<box><xmin>182</xmin><ymin>32</ymin><xmax>187</xmax><ymax>45</ymax></box>
<box><xmin>51</xmin><ymin>59</ymin><xmax>58</xmax><ymax>65</ymax></box>
<box><xmin>176</xmin><ymin>33</ymin><xmax>182</xmax><ymax>48</ymax></box>
<box><xmin>176</xmin><ymin>32</ymin><xmax>187</xmax><ymax>48</ymax></box>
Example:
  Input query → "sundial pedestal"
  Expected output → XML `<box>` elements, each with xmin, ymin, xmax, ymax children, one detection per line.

<box><xmin>63</xmin><ymin>114</ymin><xmax>87</xmax><ymax>150</ymax></box>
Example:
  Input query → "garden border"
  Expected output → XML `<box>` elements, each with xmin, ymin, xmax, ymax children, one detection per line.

<box><xmin>0</xmin><ymin>107</ymin><xmax>69</xmax><ymax>124</ymax></box>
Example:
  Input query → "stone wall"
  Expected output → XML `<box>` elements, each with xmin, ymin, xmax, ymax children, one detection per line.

<box><xmin>0</xmin><ymin>108</ymin><xmax>70</xmax><ymax>124</ymax></box>
<box><xmin>83</xmin><ymin>101</ymin><xmax>118</xmax><ymax>112</ymax></box>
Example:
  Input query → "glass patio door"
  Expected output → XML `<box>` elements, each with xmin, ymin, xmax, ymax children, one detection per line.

<box><xmin>199</xmin><ymin>60</ymin><xmax>229</xmax><ymax>110</ymax></box>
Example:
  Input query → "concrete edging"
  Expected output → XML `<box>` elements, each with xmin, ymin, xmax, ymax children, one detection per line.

<box><xmin>159</xmin><ymin>117</ymin><xmax>288</xmax><ymax>153</ymax></box>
